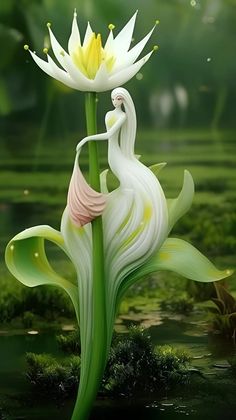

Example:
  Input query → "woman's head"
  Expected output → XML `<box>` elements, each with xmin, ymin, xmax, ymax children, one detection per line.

<box><xmin>111</xmin><ymin>87</ymin><xmax>133</xmax><ymax>110</ymax></box>
<box><xmin>111</xmin><ymin>87</ymin><xmax>137</xmax><ymax>158</ymax></box>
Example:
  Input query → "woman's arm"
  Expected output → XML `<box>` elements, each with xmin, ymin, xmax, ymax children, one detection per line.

<box><xmin>76</xmin><ymin>113</ymin><xmax>126</xmax><ymax>152</ymax></box>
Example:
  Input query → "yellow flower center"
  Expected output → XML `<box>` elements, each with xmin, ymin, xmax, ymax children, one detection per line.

<box><xmin>72</xmin><ymin>33</ymin><xmax>116</xmax><ymax>79</ymax></box>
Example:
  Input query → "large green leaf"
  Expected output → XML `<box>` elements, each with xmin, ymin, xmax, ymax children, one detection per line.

<box><xmin>5</xmin><ymin>225</ymin><xmax>79</xmax><ymax>319</ymax></box>
<box><xmin>118</xmin><ymin>238</ymin><xmax>233</xmax><ymax>303</ymax></box>
<box><xmin>167</xmin><ymin>170</ymin><xmax>194</xmax><ymax>233</ymax></box>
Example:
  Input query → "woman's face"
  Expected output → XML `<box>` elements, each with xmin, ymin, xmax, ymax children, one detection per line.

<box><xmin>112</xmin><ymin>95</ymin><xmax>124</xmax><ymax>108</ymax></box>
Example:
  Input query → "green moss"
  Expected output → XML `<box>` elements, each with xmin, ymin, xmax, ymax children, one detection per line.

<box><xmin>26</xmin><ymin>327</ymin><xmax>192</xmax><ymax>399</ymax></box>
<box><xmin>56</xmin><ymin>329</ymin><xmax>81</xmax><ymax>354</ymax></box>
<box><xmin>26</xmin><ymin>353</ymin><xmax>80</xmax><ymax>397</ymax></box>
<box><xmin>0</xmin><ymin>277</ymin><xmax>75</xmax><ymax>324</ymax></box>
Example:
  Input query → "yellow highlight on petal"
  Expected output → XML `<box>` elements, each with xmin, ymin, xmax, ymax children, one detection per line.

<box><xmin>143</xmin><ymin>203</ymin><xmax>152</xmax><ymax>221</ymax></box>
<box><xmin>159</xmin><ymin>252</ymin><xmax>170</xmax><ymax>261</ymax></box>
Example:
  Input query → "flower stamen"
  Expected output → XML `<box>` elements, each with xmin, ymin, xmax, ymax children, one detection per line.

<box><xmin>72</xmin><ymin>32</ymin><xmax>116</xmax><ymax>79</ymax></box>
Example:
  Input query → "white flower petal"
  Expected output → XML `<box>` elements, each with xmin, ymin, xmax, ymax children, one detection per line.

<box><xmin>29</xmin><ymin>50</ymin><xmax>55</xmax><ymax>78</ymax></box>
<box><xmin>29</xmin><ymin>50</ymin><xmax>78</xmax><ymax>89</ymax></box>
<box><xmin>104</xmin><ymin>29</ymin><xmax>114</xmax><ymax>52</ymax></box>
<box><xmin>107</xmin><ymin>51</ymin><xmax>153</xmax><ymax>89</ymax></box>
<box><xmin>114</xmin><ymin>25</ymin><xmax>156</xmax><ymax>73</ymax></box>
<box><xmin>59</xmin><ymin>53</ymin><xmax>93</xmax><ymax>91</ymax></box>
<box><xmin>113</xmin><ymin>11</ymin><xmax>138</xmax><ymax>54</ymax></box>
<box><xmin>48</xmin><ymin>26</ymin><xmax>70</xmax><ymax>69</ymax></box>
<box><xmin>83</xmin><ymin>22</ymin><xmax>93</xmax><ymax>46</ymax></box>
<box><xmin>47</xmin><ymin>55</ymin><xmax>79</xmax><ymax>89</ymax></box>
<box><xmin>68</xmin><ymin>10</ymin><xmax>81</xmax><ymax>55</ymax></box>
<box><xmin>92</xmin><ymin>62</ymin><xmax>109</xmax><ymax>92</ymax></box>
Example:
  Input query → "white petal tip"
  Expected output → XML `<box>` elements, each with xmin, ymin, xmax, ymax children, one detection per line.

<box><xmin>24</xmin><ymin>44</ymin><xmax>29</xmax><ymax>51</ymax></box>
<box><xmin>47</xmin><ymin>22</ymin><xmax>51</xmax><ymax>28</ymax></box>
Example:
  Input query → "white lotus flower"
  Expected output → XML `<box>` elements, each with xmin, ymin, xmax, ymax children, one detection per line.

<box><xmin>24</xmin><ymin>10</ymin><xmax>158</xmax><ymax>92</ymax></box>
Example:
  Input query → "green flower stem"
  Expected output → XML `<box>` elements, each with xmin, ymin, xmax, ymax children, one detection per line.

<box><xmin>71</xmin><ymin>92</ymin><xmax>107</xmax><ymax>420</ymax></box>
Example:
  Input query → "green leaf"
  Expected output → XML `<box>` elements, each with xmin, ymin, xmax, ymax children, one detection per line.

<box><xmin>212</xmin><ymin>298</ymin><xmax>226</xmax><ymax>315</ymax></box>
<box><xmin>214</xmin><ymin>284</ymin><xmax>236</xmax><ymax>314</ymax></box>
<box><xmin>149</xmin><ymin>162</ymin><xmax>167</xmax><ymax>176</ymax></box>
<box><xmin>5</xmin><ymin>225</ymin><xmax>78</xmax><ymax>319</ymax></box>
<box><xmin>125</xmin><ymin>238</ymin><xmax>233</xmax><ymax>287</ymax></box>
<box><xmin>167</xmin><ymin>170</ymin><xmax>194</xmax><ymax>232</ymax></box>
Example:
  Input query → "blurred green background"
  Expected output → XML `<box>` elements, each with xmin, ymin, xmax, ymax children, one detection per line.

<box><xmin>0</xmin><ymin>0</ymin><xmax>236</xmax><ymax>303</ymax></box>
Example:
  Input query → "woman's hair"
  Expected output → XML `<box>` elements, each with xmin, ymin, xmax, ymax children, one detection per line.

<box><xmin>111</xmin><ymin>87</ymin><xmax>137</xmax><ymax>159</ymax></box>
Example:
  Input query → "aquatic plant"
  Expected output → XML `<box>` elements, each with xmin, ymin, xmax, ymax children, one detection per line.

<box><xmin>57</xmin><ymin>328</ymin><xmax>81</xmax><ymax>354</ymax></box>
<box><xmin>103</xmin><ymin>328</ymin><xmax>191</xmax><ymax>395</ymax></box>
<box><xmin>209</xmin><ymin>283</ymin><xmax>236</xmax><ymax>341</ymax></box>
<box><xmin>26</xmin><ymin>352</ymin><xmax>80</xmax><ymax>397</ymax></box>
<box><xmin>5</xmin><ymin>10</ymin><xmax>232</xmax><ymax>420</ymax></box>
<box><xmin>25</xmin><ymin>328</ymin><xmax>191</xmax><ymax>399</ymax></box>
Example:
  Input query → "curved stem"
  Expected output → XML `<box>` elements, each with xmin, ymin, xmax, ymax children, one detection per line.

<box><xmin>71</xmin><ymin>92</ymin><xmax>107</xmax><ymax>420</ymax></box>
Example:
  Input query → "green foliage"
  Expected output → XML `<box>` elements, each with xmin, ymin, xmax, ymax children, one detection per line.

<box><xmin>175</xmin><ymin>203</ymin><xmax>236</xmax><ymax>257</ymax></box>
<box><xmin>160</xmin><ymin>295</ymin><xmax>194</xmax><ymax>314</ymax></box>
<box><xmin>0</xmin><ymin>278</ymin><xmax>74</xmax><ymax>324</ymax></box>
<box><xmin>56</xmin><ymin>329</ymin><xmax>81</xmax><ymax>354</ymax></box>
<box><xmin>22</xmin><ymin>311</ymin><xmax>35</xmax><ymax>328</ymax></box>
<box><xmin>154</xmin><ymin>345</ymin><xmax>191</xmax><ymax>388</ymax></box>
<box><xmin>103</xmin><ymin>327</ymin><xmax>159</xmax><ymax>395</ymax></box>
<box><xmin>186</xmin><ymin>281</ymin><xmax>215</xmax><ymax>302</ymax></box>
<box><xmin>104</xmin><ymin>328</ymin><xmax>191</xmax><ymax>396</ymax></box>
<box><xmin>26</xmin><ymin>352</ymin><xmax>80</xmax><ymax>397</ymax></box>
<box><xmin>25</xmin><ymin>328</ymin><xmax>191</xmax><ymax>398</ymax></box>
<box><xmin>209</xmin><ymin>283</ymin><xmax>236</xmax><ymax>340</ymax></box>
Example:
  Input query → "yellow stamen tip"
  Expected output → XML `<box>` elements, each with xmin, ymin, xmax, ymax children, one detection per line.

<box><xmin>153</xmin><ymin>45</ymin><xmax>159</xmax><ymax>51</ymax></box>
<box><xmin>47</xmin><ymin>22</ymin><xmax>51</xmax><ymax>28</ymax></box>
<box><xmin>43</xmin><ymin>47</ymin><xmax>48</xmax><ymax>54</ymax></box>
<box><xmin>24</xmin><ymin>44</ymin><xmax>29</xmax><ymax>50</ymax></box>
<box><xmin>155</xmin><ymin>20</ymin><xmax>160</xmax><ymax>25</ymax></box>
<box><xmin>108</xmin><ymin>23</ymin><xmax>115</xmax><ymax>31</ymax></box>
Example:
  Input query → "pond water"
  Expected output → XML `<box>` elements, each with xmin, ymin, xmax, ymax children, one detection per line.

<box><xmin>0</xmin><ymin>310</ymin><xmax>236</xmax><ymax>420</ymax></box>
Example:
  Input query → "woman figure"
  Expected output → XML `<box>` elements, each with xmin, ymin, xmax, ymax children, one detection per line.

<box><xmin>67</xmin><ymin>87</ymin><xmax>168</xmax><ymax>336</ymax></box>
